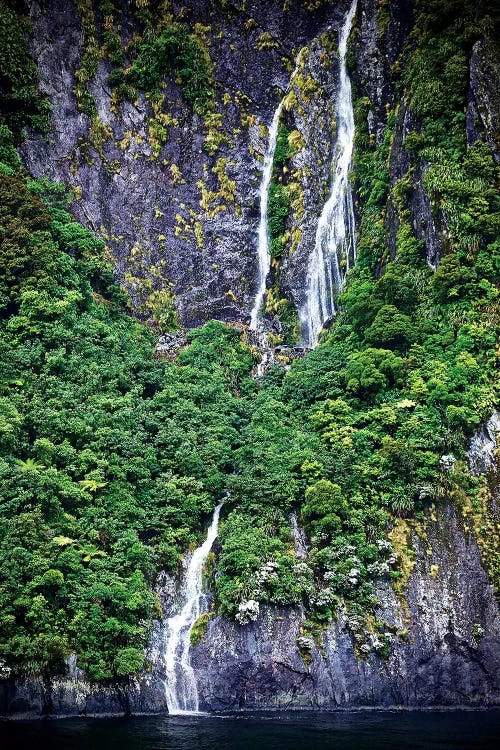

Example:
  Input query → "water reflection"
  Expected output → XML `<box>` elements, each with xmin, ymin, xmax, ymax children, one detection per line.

<box><xmin>1</xmin><ymin>710</ymin><xmax>500</xmax><ymax>750</ymax></box>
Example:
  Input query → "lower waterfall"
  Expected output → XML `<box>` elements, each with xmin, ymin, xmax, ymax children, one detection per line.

<box><xmin>163</xmin><ymin>503</ymin><xmax>222</xmax><ymax>714</ymax></box>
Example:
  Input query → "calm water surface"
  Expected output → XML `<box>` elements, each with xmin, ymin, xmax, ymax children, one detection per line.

<box><xmin>1</xmin><ymin>710</ymin><xmax>500</xmax><ymax>750</ymax></box>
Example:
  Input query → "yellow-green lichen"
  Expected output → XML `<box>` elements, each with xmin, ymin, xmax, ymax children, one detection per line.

<box><xmin>169</xmin><ymin>164</ymin><xmax>185</xmax><ymax>184</ymax></box>
<box><xmin>190</xmin><ymin>612</ymin><xmax>213</xmax><ymax>646</ymax></box>
<box><xmin>255</xmin><ymin>32</ymin><xmax>279</xmax><ymax>51</ymax></box>
<box><xmin>387</xmin><ymin>518</ymin><xmax>416</xmax><ymax>618</ymax></box>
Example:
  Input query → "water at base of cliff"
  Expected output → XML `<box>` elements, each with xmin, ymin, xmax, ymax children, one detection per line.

<box><xmin>2</xmin><ymin>710</ymin><xmax>500</xmax><ymax>750</ymax></box>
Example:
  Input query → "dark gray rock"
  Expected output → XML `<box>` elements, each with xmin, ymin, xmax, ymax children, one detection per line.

<box><xmin>2</xmin><ymin>504</ymin><xmax>498</xmax><ymax>717</ymax></box>
<box><xmin>408</xmin><ymin>159</ymin><xmax>444</xmax><ymax>269</ymax></box>
<box><xmin>192</xmin><ymin>504</ymin><xmax>500</xmax><ymax>710</ymax></box>
<box><xmin>353</xmin><ymin>0</ymin><xmax>413</xmax><ymax>144</ymax></box>
<box><xmin>155</xmin><ymin>331</ymin><xmax>188</xmax><ymax>357</ymax></box>
<box><xmin>467</xmin><ymin>411</ymin><xmax>500</xmax><ymax>478</ymax></box>
<box><xmin>467</xmin><ymin>37</ymin><xmax>500</xmax><ymax>163</ymax></box>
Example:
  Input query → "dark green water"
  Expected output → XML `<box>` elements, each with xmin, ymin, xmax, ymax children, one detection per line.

<box><xmin>1</xmin><ymin>711</ymin><xmax>500</xmax><ymax>750</ymax></box>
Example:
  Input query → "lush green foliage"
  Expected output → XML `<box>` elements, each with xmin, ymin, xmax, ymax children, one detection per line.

<box><xmin>261</xmin><ymin>124</ymin><xmax>302</xmax><ymax>344</ymax></box>
<box><xmin>268</xmin><ymin>125</ymin><xmax>292</xmax><ymax>260</ymax></box>
<box><xmin>0</xmin><ymin>0</ymin><xmax>50</xmax><ymax>137</ymax></box>
<box><xmin>128</xmin><ymin>23</ymin><xmax>213</xmax><ymax>116</ymax></box>
<box><xmin>72</xmin><ymin>2</ymin><xmax>214</xmax><ymax>120</ymax></box>
<box><xmin>0</xmin><ymin>159</ymin><xmax>252</xmax><ymax>678</ymax></box>
<box><xmin>268</xmin><ymin>184</ymin><xmax>290</xmax><ymax>260</ymax></box>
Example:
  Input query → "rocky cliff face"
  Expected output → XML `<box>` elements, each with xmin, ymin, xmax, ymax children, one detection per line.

<box><xmin>20</xmin><ymin>0</ymin><xmax>445</xmax><ymax>331</ymax></box>
<box><xmin>20</xmin><ymin>0</ymin><xmax>354</xmax><ymax>328</ymax></box>
<box><xmin>194</xmin><ymin>505</ymin><xmax>500</xmax><ymax>710</ymax></box>
<box><xmin>2</xmin><ymin>0</ymin><xmax>499</xmax><ymax>719</ymax></box>
<box><xmin>467</xmin><ymin>37</ymin><xmax>500</xmax><ymax>164</ymax></box>
<box><xmin>21</xmin><ymin>0</ymin><xmax>497</xmax><ymax>326</ymax></box>
<box><xmin>2</xmin><ymin>500</ymin><xmax>499</xmax><ymax>717</ymax></box>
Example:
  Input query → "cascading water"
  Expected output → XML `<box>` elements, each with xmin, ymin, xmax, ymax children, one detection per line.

<box><xmin>249</xmin><ymin>105</ymin><xmax>283</xmax><ymax>332</ymax></box>
<box><xmin>163</xmin><ymin>503</ymin><xmax>222</xmax><ymax>714</ymax></box>
<box><xmin>299</xmin><ymin>0</ymin><xmax>357</xmax><ymax>348</ymax></box>
<box><xmin>249</xmin><ymin>53</ymin><xmax>303</xmax><ymax>333</ymax></box>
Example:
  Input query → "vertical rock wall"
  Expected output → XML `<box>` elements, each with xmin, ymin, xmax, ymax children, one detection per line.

<box><xmin>17</xmin><ymin>1</ymin><xmax>500</xmax><ymax>327</ymax></box>
<box><xmin>20</xmin><ymin>0</ymin><xmax>350</xmax><ymax>328</ymax></box>
<box><xmin>2</xmin><ymin>502</ymin><xmax>499</xmax><ymax>717</ymax></box>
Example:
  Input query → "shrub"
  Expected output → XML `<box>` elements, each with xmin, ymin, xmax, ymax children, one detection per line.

<box><xmin>364</xmin><ymin>305</ymin><xmax>415</xmax><ymax>351</ymax></box>
<box><xmin>128</xmin><ymin>24</ymin><xmax>213</xmax><ymax>116</ymax></box>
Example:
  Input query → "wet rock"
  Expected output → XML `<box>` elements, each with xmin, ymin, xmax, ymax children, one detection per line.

<box><xmin>408</xmin><ymin>159</ymin><xmax>444</xmax><ymax>269</ymax></box>
<box><xmin>155</xmin><ymin>331</ymin><xmax>188</xmax><ymax>358</ymax></box>
<box><xmin>2</xmin><ymin>504</ymin><xmax>498</xmax><ymax>717</ymax></box>
<box><xmin>467</xmin><ymin>38</ymin><xmax>500</xmax><ymax>163</ymax></box>
<box><xmin>467</xmin><ymin>411</ymin><xmax>500</xmax><ymax>478</ymax></box>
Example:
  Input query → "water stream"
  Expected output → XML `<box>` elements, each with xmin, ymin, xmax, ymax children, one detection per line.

<box><xmin>299</xmin><ymin>0</ymin><xmax>357</xmax><ymax>347</ymax></box>
<box><xmin>249</xmin><ymin>53</ymin><xmax>303</xmax><ymax>332</ymax></box>
<box><xmin>163</xmin><ymin>504</ymin><xmax>222</xmax><ymax>714</ymax></box>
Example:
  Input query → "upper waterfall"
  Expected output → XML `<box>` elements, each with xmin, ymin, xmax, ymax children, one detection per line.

<box><xmin>249</xmin><ymin>54</ymin><xmax>303</xmax><ymax>332</ymax></box>
<box><xmin>163</xmin><ymin>503</ymin><xmax>222</xmax><ymax>714</ymax></box>
<box><xmin>249</xmin><ymin>105</ymin><xmax>283</xmax><ymax>331</ymax></box>
<box><xmin>299</xmin><ymin>0</ymin><xmax>357</xmax><ymax>348</ymax></box>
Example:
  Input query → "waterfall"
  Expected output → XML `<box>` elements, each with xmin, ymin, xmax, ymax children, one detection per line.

<box><xmin>249</xmin><ymin>105</ymin><xmax>283</xmax><ymax>331</ymax></box>
<box><xmin>163</xmin><ymin>503</ymin><xmax>222</xmax><ymax>714</ymax></box>
<box><xmin>249</xmin><ymin>53</ymin><xmax>303</xmax><ymax>332</ymax></box>
<box><xmin>300</xmin><ymin>0</ymin><xmax>357</xmax><ymax>348</ymax></box>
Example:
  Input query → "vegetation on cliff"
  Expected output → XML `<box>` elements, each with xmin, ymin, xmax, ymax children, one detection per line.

<box><xmin>0</xmin><ymin>144</ymin><xmax>254</xmax><ymax>679</ymax></box>
<box><xmin>0</xmin><ymin>0</ymin><xmax>498</xmax><ymax>680</ymax></box>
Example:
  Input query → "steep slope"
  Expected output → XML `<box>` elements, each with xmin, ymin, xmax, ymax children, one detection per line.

<box><xmin>0</xmin><ymin>0</ymin><xmax>499</xmax><ymax>718</ymax></box>
<box><xmin>20</xmin><ymin>0</ymin><xmax>353</xmax><ymax>329</ymax></box>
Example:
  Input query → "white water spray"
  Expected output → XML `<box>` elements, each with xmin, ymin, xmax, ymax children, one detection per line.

<box><xmin>300</xmin><ymin>0</ymin><xmax>357</xmax><ymax>348</ymax></box>
<box><xmin>163</xmin><ymin>503</ymin><xmax>222</xmax><ymax>714</ymax></box>
<box><xmin>249</xmin><ymin>53</ymin><xmax>303</xmax><ymax>331</ymax></box>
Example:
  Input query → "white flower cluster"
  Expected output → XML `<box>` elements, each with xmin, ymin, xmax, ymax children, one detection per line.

<box><xmin>339</xmin><ymin>544</ymin><xmax>357</xmax><ymax>556</ymax></box>
<box><xmin>293</xmin><ymin>562</ymin><xmax>312</xmax><ymax>577</ymax></box>
<box><xmin>440</xmin><ymin>454</ymin><xmax>456</xmax><ymax>471</ymax></box>
<box><xmin>347</xmin><ymin>615</ymin><xmax>393</xmax><ymax>655</ymax></box>
<box><xmin>235</xmin><ymin>599</ymin><xmax>260</xmax><ymax>624</ymax></box>
<box><xmin>355</xmin><ymin>630</ymin><xmax>392</xmax><ymax>654</ymax></box>
<box><xmin>317</xmin><ymin>546</ymin><xmax>364</xmax><ymax>591</ymax></box>
<box><xmin>311</xmin><ymin>587</ymin><xmax>336</xmax><ymax>608</ymax></box>
<box><xmin>367</xmin><ymin>539</ymin><xmax>397</xmax><ymax>576</ymax></box>
<box><xmin>367</xmin><ymin>561</ymin><xmax>391</xmax><ymax>576</ymax></box>
<box><xmin>292</xmin><ymin>561</ymin><xmax>315</xmax><ymax>598</ymax></box>
<box><xmin>376</xmin><ymin>539</ymin><xmax>392</xmax><ymax>552</ymax></box>
<box><xmin>256</xmin><ymin>560</ymin><xmax>279</xmax><ymax>583</ymax></box>
<box><xmin>346</xmin><ymin>614</ymin><xmax>364</xmax><ymax>633</ymax></box>
<box><xmin>311</xmin><ymin>531</ymin><xmax>329</xmax><ymax>545</ymax></box>
<box><xmin>347</xmin><ymin>567</ymin><xmax>360</xmax><ymax>585</ymax></box>
<box><xmin>418</xmin><ymin>484</ymin><xmax>436</xmax><ymax>501</ymax></box>
<box><xmin>252</xmin><ymin>560</ymin><xmax>279</xmax><ymax>598</ymax></box>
